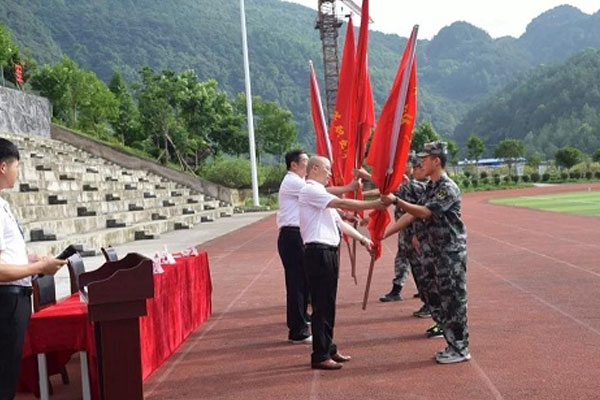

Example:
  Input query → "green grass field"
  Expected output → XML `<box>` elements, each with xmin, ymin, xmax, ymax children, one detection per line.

<box><xmin>490</xmin><ymin>190</ymin><xmax>600</xmax><ymax>216</ymax></box>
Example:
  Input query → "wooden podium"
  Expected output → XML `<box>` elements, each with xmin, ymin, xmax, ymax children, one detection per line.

<box><xmin>79</xmin><ymin>253</ymin><xmax>154</xmax><ymax>400</ymax></box>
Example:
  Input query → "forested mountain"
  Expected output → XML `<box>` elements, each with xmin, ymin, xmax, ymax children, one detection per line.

<box><xmin>1</xmin><ymin>1</ymin><xmax>599</xmax><ymax>149</ymax></box>
<box><xmin>455</xmin><ymin>49</ymin><xmax>600</xmax><ymax>157</ymax></box>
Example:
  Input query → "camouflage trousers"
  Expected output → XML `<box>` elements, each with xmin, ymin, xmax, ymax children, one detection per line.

<box><xmin>422</xmin><ymin>250</ymin><xmax>469</xmax><ymax>354</ymax></box>
<box><xmin>405</xmin><ymin>244</ymin><xmax>428</xmax><ymax>306</ymax></box>
<box><xmin>392</xmin><ymin>233</ymin><xmax>411</xmax><ymax>287</ymax></box>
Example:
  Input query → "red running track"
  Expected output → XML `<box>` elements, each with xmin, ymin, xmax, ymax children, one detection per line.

<box><xmin>140</xmin><ymin>183</ymin><xmax>600</xmax><ymax>400</ymax></box>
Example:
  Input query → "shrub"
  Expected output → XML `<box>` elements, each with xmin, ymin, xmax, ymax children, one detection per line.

<box><xmin>481</xmin><ymin>177</ymin><xmax>489</xmax><ymax>185</ymax></box>
<box><xmin>503</xmin><ymin>176</ymin><xmax>511</xmax><ymax>183</ymax></box>
<box><xmin>471</xmin><ymin>179</ymin><xmax>479</xmax><ymax>187</ymax></box>
<box><xmin>480</xmin><ymin>171</ymin><xmax>488</xmax><ymax>179</ymax></box>
<box><xmin>569</xmin><ymin>171</ymin><xmax>581</xmax><ymax>179</ymax></box>
<box><xmin>260</xmin><ymin>164</ymin><xmax>287</xmax><ymax>193</ymax></box>
<box><xmin>530</xmin><ymin>172</ymin><xmax>540</xmax><ymax>182</ymax></box>
<box><xmin>595</xmin><ymin>171</ymin><xmax>600</xmax><ymax>179</ymax></box>
<box><xmin>461</xmin><ymin>179</ymin><xmax>471</xmax><ymax>188</ymax></box>
<box><xmin>542</xmin><ymin>173</ymin><xmax>551</xmax><ymax>182</ymax></box>
<box><xmin>494</xmin><ymin>176</ymin><xmax>501</xmax><ymax>185</ymax></box>
<box><xmin>511</xmin><ymin>175</ymin><xmax>519</xmax><ymax>183</ymax></box>
<box><xmin>585</xmin><ymin>171</ymin><xmax>593</xmax><ymax>180</ymax></box>
<box><xmin>200</xmin><ymin>158</ymin><xmax>265</xmax><ymax>189</ymax></box>
<box><xmin>522</xmin><ymin>174</ymin><xmax>530</xmax><ymax>182</ymax></box>
<box><xmin>464</xmin><ymin>171</ymin><xmax>471</xmax><ymax>178</ymax></box>
<box><xmin>560</xmin><ymin>172</ymin><xmax>569</xmax><ymax>180</ymax></box>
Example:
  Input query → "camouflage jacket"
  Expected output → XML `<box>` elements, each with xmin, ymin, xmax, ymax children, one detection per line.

<box><xmin>419</xmin><ymin>173</ymin><xmax>467</xmax><ymax>253</ymax></box>
<box><xmin>394</xmin><ymin>178</ymin><xmax>426</xmax><ymax>240</ymax></box>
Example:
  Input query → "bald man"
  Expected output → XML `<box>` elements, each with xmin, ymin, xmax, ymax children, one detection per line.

<box><xmin>299</xmin><ymin>155</ymin><xmax>384</xmax><ymax>370</ymax></box>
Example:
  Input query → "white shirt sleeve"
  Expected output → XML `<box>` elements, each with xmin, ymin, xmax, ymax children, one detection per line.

<box><xmin>0</xmin><ymin>213</ymin><xmax>6</xmax><ymax>252</ymax></box>
<box><xmin>303</xmin><ymin>185</ymin><xmax>337</xmax><ymax>210</ymax></box>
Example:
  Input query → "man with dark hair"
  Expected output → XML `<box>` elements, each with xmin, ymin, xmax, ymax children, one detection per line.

<box><xmin>382</xmin><ymin>141</ymin><xmax>470</xmax><ymax>364</ymax></box>
<box><xmin>277</xmin><ymin>149</ymin><xmax>357</xmax><ymax>344</ymax></box>
<box><xmin>299</xmin><ymin>155</ymin><xmax>382</xmax><ymax>370</ymax></box>
<box><xmin>0</xmin><ymin>138</ymin><xmax>67</xmax><ymax>398</ymax></box>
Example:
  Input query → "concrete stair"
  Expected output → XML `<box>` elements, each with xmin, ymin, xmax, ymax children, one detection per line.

<box><xmin>3</xmin><ymin>132</ymin><xmax>234</xmax><ymax>256</ymax></box>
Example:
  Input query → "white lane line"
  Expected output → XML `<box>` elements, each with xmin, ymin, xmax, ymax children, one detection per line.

<box><xmin>145</xmin><ymin>228</ymin><xmax>277</xmax><ymax>396</ymax></box>
<box><xmin>472</xmin><ymin>258</ymin><xmax>600</xmax><ymax>337</ymax></box>
<box><xmin>470</xmin><ymin>358</ymin><xmax>506</xmax><ymax>400</ymax></box>
<box><xmin>467</xmin><ymin>214</ymin><xmax>600</xmax><ymax>250</ymax></box>
<box><xmin>470</xmin><ymin>228</ymin><xmax>600</xmax><ymax>279</ymax></box>
<box><xmin>308</xmin><ymin>370</ymin><xmax>321</xmax><ymax>400</ymax></box>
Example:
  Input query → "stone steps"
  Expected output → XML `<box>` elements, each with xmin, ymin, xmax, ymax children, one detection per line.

<box><xmin>2</xmin><ymin>131</ymin><xmax>234</xmax><ymax>257</ymax></box>
<box><xmin>25</xmin><ymin>209</ymin><xmax>227</xmax><ymax>256</ymax></box>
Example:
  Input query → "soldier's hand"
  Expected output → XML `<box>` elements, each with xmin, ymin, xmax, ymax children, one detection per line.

<box><xmin>359</xmin><ymin>215</ymin><xmax>370</xmax><ymax>226</ymax></box>
<box><xmin>380</xmin><ymin>193</ymin><xmax>396</xmax><ymax>206</ymax></box>
<box><xmin>353</xmin><ymin>167</ymin><xmax>371</xmax><ymax>181</ymax></box>
<box><xmin>347</xmin><ymin>179</ymin><xmax>360</xmax><ymax>192</ymax></box>
<box><xmin>37</xmin><ymin>257</ymin><xmax>68</xmax><ymax>276</ymax></box>
<box><xmin>412</xmin><ymin>235</ymin><xmax>422</xmax><ymax>256</ymax></box>
<box><xmin>403</xmin><ymin>174</ymin><xmax>410</xmax><ymax>185</ymax></box>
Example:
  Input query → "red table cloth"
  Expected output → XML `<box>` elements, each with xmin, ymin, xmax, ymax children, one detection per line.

<box><xmin>18</xmin><ymin>253</ymin><xmax>212</xmax><ymax>397</ymax></box>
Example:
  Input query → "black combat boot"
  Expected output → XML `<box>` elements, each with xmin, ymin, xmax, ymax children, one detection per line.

<box><xmin>379</xmin><ymin>284</ymin><xmax>402</xmax><ymax>302</ymax></box>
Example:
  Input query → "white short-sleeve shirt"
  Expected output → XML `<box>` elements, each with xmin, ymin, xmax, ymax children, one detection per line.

<box><xmin>298</xmin><ymin>180</ymin><xmax>341</xmax><ymax>246</ymax></box>
<box><xmin>276</xmin><ymin>171</ymin><xmax>306</xmax><ymax>228</ymax></box>
<box><xmin>0</xmin><ymin>196</ymin><xmax>30</xmax><ymax>287</ymax></box>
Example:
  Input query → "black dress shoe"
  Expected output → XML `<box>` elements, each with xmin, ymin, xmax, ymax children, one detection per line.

<box><xmin>331</xmin><ymin>353</ymin><xmax>351</xmax><ymax>363</ymax></box>
<box><xmin>311</xmin><ymin>359</ymin><xmax>342</xmax><ymax>370</ymax></box>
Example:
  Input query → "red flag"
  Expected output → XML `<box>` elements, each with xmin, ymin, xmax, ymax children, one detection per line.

<box><xmin>348</xmin><ymin>0</ymin><xmax>375</xmax><ymax>175</ymax></box>
<box><xmin>367</xmin><ymin>26</ymin><xmax>419</xmax><ymax>259</ymax></box>
<box><xmin>309</xmin><ymin>61</ymin><xmax>332</xmax><ymax>160</ymax></box>
<box><xmin>328</xmin><ymin>16</ymin><xmax>356</xmax><ymax>186</ymax></box>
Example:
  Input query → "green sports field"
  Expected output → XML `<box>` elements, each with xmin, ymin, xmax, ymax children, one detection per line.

<box><xmin>490</xmin><ymin>190</ymin><xmax>600</xmax><ymax>216</ymax></box>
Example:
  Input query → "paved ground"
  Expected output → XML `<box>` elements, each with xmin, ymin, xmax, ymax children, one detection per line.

<box><xmin>20</xmin><ymin>183</ymin><xmax>600</xmax><ymax>399</ymax></box>
<box><xmin>52</xmin><ymin>211</ymin><xmax>273</xmax><ymax>299</ymax></box>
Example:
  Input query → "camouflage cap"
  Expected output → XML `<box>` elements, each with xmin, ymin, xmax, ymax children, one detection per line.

<box><xmin>417</xmin><ymin>141</ymin><xmax>448</xmax><ymax>157</ymax></box>
<box><xmin>406</xmin><ymin>151</ymin><xmax>419</xmax><ymax>168</ymax></box>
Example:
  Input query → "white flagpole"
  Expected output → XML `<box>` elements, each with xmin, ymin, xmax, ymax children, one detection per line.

<box><xmin>387</xmin><ymin>25</ymin><xmax>419</xmax><ymax>174</ymax></box>
<box><xmin>309</xmin><ymin>60</ymin><xmax>333</xmax><ymax>161</ymax></box>
<box><xmin>240</xmin><ymin>0</ymin><xmax>260</xmax><ymax>206</ymax></box>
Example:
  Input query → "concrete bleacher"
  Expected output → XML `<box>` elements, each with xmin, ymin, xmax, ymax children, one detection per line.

<box><xmin>2</xmin><ymin>132</ymin><xmax>234</xmax><ymax>258</ymax></box>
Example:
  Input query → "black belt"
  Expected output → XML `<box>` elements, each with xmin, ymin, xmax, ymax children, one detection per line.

<box><xmin>280</xmin><ymin>226</ymin><xmax>300</xmax><ymax>231</ymax></box>
<box><xmin>0</xmin><ymin>285</ymin><xmax>33</xmax><ymax>296</ymax></box>
<box><xmin>305</xmin><ymin>242</ymin><xmax>339</xmax><ymax>251</ymax></box>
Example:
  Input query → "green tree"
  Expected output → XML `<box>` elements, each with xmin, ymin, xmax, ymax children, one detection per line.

<box><xmin>0</xmin><ymin>25</ymin><xmax>18</xmax><ymax>84</ymax></box>
<box><xmin>527</xmin><ymin>151</ymin><xmax>542</xmax><ymax>169</ymax></box>
<box><xmin>554</xmin><ymin>146</ymin><xmax>582</xmax><ymax>170</ymax></box>
<box><xmin>466</xmin><ymin>133</ymin><xmax>485</xmax><ymax>177</ymax></box>
<box><xmin>592</xmin><ymin>149</ymin><xmax>600</xmax><ymax>162</ymax></box>
<box><xmin>109</xmin><ymin>71</ymin><xmax>141</xmax><ymax>145</ymax></box>
<box><xmin>494</xmin><ymin>139</ymin><xmax>525</xmax><ymax>175</ymax></box>
<box><xmin>411</xmin><ymin>121</ymin><xmax>440</xmax><ymax>152</ymax></box>
<box><xmin>31</xmin><ymin>56</ymin><xmax>117</xmax><ymax>137</ymax></box>
<box><xmin>237</xmin><ymin>94</ymin><xmax>297</xmax><ymax>163</ymax></box>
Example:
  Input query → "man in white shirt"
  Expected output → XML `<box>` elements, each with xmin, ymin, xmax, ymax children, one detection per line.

<box><xmin>0</xmin><ymin>138</ymin><xmax>67</xmax><ymax>399</ymax></box>
<box><xmin>277</xmin><ymin>150</ymin><xmax>358</xmax><ymax>344</ymax></box>
<box><xmin>299</xmin><ymin>155</ymin><xmax>383</xmax><ymax>370</ymax></box>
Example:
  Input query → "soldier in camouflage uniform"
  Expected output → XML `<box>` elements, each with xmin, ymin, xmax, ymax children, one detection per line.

<box><xmin>379</xmin><ymin>153</ymin><xmax>421</xmax><ymax>302</ymax></box>
<box><xmin>382</xmin><ymin>141</ymin><xmax>470</xmax><ymax>364</ymax></box>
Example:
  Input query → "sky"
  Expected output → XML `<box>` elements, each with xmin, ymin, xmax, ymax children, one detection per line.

<box><xmin>281</xmin><ymin>0</ymin><xmax>599</xmax><ymax>39</ymax></box>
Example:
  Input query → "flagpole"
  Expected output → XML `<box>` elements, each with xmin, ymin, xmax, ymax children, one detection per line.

<box><xmin>309</xmin><ymin>60</ymin><xmax>333</xmax><ymax>161</ymax></box>
<box><xmin>240</xmin><ymin>0</ymin><xmax>260</xmax><ymax>207</ymax></box>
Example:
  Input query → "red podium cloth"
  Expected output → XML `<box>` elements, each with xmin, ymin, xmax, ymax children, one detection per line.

<box><xmin>18</xmin><ymin>253</ymin><xmax>212</xmax><ymax>398</ymax></box>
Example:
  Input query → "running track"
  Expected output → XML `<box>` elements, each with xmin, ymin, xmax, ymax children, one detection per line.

<box><xmin>144</xmin><ymin>183</ymin><xmax>600</xmax><ymax>400</ymax></box>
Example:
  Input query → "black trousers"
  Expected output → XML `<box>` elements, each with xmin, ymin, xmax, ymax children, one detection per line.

<box><xmin>304</xmin><ymin>244</ymin><xmax>339</xmax><ymax>364</ymax></box>
<box><xmin>0</xmin><ymin>290</ymin><xmax>32</xmax><ymax>400</ymax></box>
<box><xmin>277</xmin><ymin>227</ymin><xmax>310</xmax><ymax>340</ymax></box>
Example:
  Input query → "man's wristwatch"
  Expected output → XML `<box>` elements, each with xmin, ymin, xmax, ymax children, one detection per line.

<box><xmin>392</xmin><ymin>197</ymin><xmax>399</xmax><ymax>206</ymax></box>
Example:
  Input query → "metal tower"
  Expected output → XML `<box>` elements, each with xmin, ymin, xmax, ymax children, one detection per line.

<box><xmin>315</xmin><ymin>0</ymin><xmax>342</xmax><ymax>122</ymax></box>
